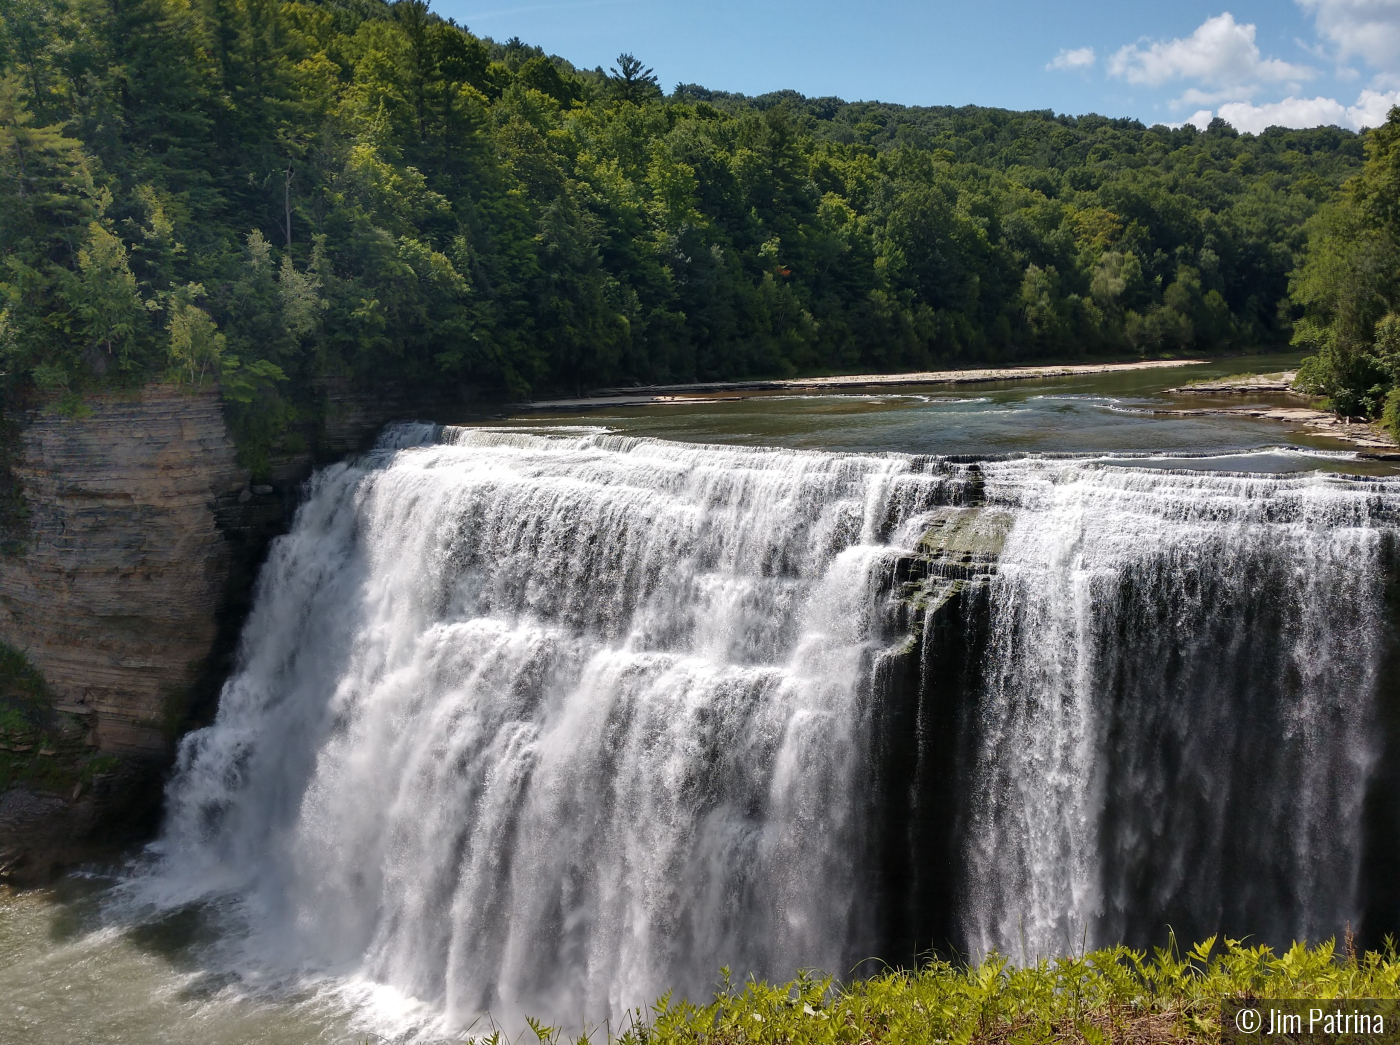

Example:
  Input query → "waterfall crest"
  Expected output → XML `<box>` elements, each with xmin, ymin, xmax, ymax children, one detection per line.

<box><xmin>145</xmin><ymin>430</ymin><xmax>1400</xmax><ymax>1028</ymax></box>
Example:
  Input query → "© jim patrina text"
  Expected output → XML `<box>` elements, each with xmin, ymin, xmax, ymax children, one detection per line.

<box><xmin>1235</xmin><ymin>1007</ymin><xmax>1389</xmax><ymax>1035</ymax></box>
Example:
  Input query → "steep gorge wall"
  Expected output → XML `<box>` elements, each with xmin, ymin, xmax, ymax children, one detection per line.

<box><xmin>0</xmin><ymin>386</ymin><xmax>249</xmax><ymax>757</ymax></box>
<box><xmin>0</xmin><ymin>385</ymin><xmax>300</xmax><ymax>882</ymax></box>
<box><xmin>0</xmin><ymin>381</ymin><xmax>487</xmax><ymax>882</ymax></box>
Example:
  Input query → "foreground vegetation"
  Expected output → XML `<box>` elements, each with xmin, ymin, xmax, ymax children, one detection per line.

<box><xmin>1</xmin><ymin>0</ymin><xmax>1388</xmax><ymax>468</ymax></box>
<box><xmin>498</xmin><ymin>939</ymin><xmax>1400</xmax><ymax>1045</ymax></box>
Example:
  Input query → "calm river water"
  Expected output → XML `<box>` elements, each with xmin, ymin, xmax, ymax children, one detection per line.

<box><xmin>488</xmin><ymin>353</ymin><xmax>1398</xmax><ymax>472</ymax></box>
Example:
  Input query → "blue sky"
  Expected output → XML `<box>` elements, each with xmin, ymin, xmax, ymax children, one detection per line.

<box><xmin>431</xmin><ymin>0</ymin><xmax>1400</xmax><ymax>132</ymax></box>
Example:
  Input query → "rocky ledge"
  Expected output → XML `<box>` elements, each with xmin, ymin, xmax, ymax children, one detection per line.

<box><xmin>1166</xmin><ymin>371</ymin><xmax>1300</xmax><ymax>395</ymax></box>
<box><xmin>1154</xmin><ymin>371</ymin><xmax>1400</xmax><ymax>451</ymax></box>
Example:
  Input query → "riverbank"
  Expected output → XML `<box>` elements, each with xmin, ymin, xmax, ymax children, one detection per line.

<box><xmin>1168</xmin><ymin>371</ymin><xmax>1301</xmax><ymax>394</ymax></box>
<box><xmin>1157</xmin><ymin>371</ymin><xmax>1399</xmax><ymax>451</ymax></box>
<box><xmin>520</xmin><ymin>359</ymin><xmax>1209</xmax><ymax>409</ymax></box>
<box><xmin>1140</xmin><ymin>403</ymin><xmax>1399</xmax><ymax>451</ymax></box>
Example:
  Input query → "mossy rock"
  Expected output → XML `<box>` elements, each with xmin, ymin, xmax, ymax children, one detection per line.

<box><xmin>0</xmin><ymin>643</ymin><xmax>106</xmax><ymax>796</ymax></box>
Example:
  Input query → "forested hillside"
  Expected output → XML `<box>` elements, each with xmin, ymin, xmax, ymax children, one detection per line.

<box><xmin>0</xmin><ymin>0</ymin><xmax>1378</xmax><ymax>463</ymax></box>
<box><xmin>1289</xmin><ymin>113</ymin><xmax>1400</xmax><ymax>434</ymax></box>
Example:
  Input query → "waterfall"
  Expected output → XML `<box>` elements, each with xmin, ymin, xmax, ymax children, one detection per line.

<box><xmin>143</xmin><ymin>429</ymin><xmax>1400</xmax><ymax>1029</ymax></box>
<box><xmin>149</xmin><ymin>427</ymin><xmax>967</xmax><ymax>1027</ymax></box>
<box><xmin>961</xmin><ymin>460</ymin><xmax>1397</xmax><ymax>957</ymax></box>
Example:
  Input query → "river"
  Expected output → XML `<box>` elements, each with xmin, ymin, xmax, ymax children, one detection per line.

<box><xmin>3</xmin><ymin>354</ymin><xmax>1399</xmax><ymax>1044</ymax></box>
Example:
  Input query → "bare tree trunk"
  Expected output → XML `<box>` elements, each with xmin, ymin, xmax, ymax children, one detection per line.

<box><xmin>284</xmin><ymin>165</ymin><xmax>293</xmax><ymax>247</ymax></box>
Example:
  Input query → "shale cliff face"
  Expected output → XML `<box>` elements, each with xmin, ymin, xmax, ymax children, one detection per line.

<box><xmin>0</xmin><ymin>385</ymin><xmax>280</xmax><ymax>881</ymax></box>
<box><xmin>0</xmin><ymin>381</ymin><xmax>483</xmax><ymax>882</ymax></box>
<box><xmin>0</xmin><ymin>386</ymin><xmax>247</xmax><ymax>757</ymax></box>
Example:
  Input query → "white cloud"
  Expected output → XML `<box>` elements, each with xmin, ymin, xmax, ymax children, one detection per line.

<box><xmin>1215</xmin><ymin>96</ymin><xmax>1350</xmax><ymax>133</ymax></box>
<box><xmin>1048</xmin><ymin>47</ymin><xmax>1096</xmax><ymax>71</ymax></box>
<box><xmin>1108</xmin><ymin>13</ymin><xmax>1314</xmax><ymax>88</ymax></box>
<box><xmin>1348</xmin><ymin>86</ymin><xmax>1400</xmax><ymax>123</ymax></box>
<box><xmin>1297</xmin><ymin>0</ymin><xmax>1400</xmax><ymax>70</ymax></box>
<box><xmin>1176</xmin><ymin>86</ymin><xmax>1244</xmax><ymax>108</ymax></box>
<box><xmin>1196</xmin><ymin>88</ymin><xmax>1400</xmax><ymax>133</ymax></box>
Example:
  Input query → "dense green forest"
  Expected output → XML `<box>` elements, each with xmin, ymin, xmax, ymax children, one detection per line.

<box><xmin>1289</xmin><ymin>114</ymin><xmax>1400</xmax><ymax>435</ymax></box>
<box><xmin>0</xmin><ymin>0</ymin><xmax>1389</xmax><ymax>462</ymax></box>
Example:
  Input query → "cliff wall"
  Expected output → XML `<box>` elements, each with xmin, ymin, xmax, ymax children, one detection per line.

<box><xmin>0</xmin><ymin>380</ymin><xmax>487</xmax><ymax>882</ymax></box>
<box><xmin>0</xmin><ymin>386</ymin><xmax>280</xmax><ymax>881</ymax></box>
<box><xmin>0</xmin><ymin>386</ymin><xmax>248</xmax><ymax>757</ymax></box>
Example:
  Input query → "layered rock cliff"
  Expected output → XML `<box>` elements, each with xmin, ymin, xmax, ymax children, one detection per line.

<box><xmin>0</xmin><ymin>386</ymin><xmax>274</xmax><ymax>881</ymax></box>
<box><xmin>0</xmin><ymin>380</ymin><xmax>486</xmax><ymax>882</ymax></box>
<box><xmin>0</xmin><ymin>386</ymin><xmax>247</xmax><ymax>756</ymax></box>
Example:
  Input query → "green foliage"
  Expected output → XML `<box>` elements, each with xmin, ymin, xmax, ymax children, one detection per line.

<box><xmin>166</xmin><ymin>283</ymin><xmax>224</xmax><ymax>386</ymax></box>
<box><xmin>0</xmin><ymin>0</ymin><xmax>1377</xmax><ymax>453</ymax></box>
<box><xmin>610</xmin><ymin>53</ymin><xmax>660</xmax><ymax>107</ymax></box>
<box><xmin>0</xmin><ymin>641</ymin><xmax>120</xmax><ymax>794</ymax></box>
<box><xmin>69</xmin><ymin>222</ymin><xmax>145</xmax><ymax>368</ymax></box>
<box><xmin>1385</xmin><ymin>388</ymin><xmax>1400</xmax><ymax>437</ymax></box>
<box><xmin>0</xmin><ymin>640</ymin><xmax>48</xmax><ymax>703</ymax></box>
<box><xmin>470</xmin><ymin>940</ymin><xmax>1400</xmax><ymax>1045</ymax></box>
<box><xmin>1289</xmin><ymin>107</ymin><xmax>1400</xmax><ymax>429</ymax></box>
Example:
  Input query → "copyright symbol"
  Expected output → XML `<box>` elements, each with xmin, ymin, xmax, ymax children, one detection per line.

<box><xmin>1236</xmin><ymin>1008</ymin><xmax>1262</xmax><ymax>1034</ymax></box>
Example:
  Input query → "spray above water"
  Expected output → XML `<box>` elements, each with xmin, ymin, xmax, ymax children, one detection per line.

<box><xmin>139</xmin><ymin>428</ymin><xmax>1400</xmax><ymax>1030</ymax></box>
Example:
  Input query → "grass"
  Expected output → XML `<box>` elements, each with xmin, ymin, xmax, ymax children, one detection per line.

<box><xmin>440</xmin><ymin>937</ymin><xmax>1400</xmax><ymax>1045</ymax></box>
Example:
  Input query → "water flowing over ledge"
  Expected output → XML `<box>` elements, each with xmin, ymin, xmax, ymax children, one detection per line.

<box><xmin>129</xmin><ymin>427</ymin><xmax>1400</xmax><ymax>1032</ymax></box>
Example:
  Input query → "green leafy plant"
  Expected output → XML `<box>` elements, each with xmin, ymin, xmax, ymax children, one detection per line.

<box><xmin>495</xmin><ymin>938</ymin><xmax>1400</xmax><ymax>1045</ymax></box>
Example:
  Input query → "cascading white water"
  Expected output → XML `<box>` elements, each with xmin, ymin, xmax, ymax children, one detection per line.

<box><xmin>147</xmin><ymin>427</ymin><xmax>963</xmax><ymax>1029</ymax></box>
<box><xmin>961</xmin><ymin>459</ymin><xmax>1397</xmax><ymax>958</ymax></box>
<box><xmin>141</xmin><ymin>430</ymin><xmax>1400</xmax><ymax>1030</ymax></box>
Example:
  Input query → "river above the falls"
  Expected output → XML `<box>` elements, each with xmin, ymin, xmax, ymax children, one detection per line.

<box><xmin>3</xmin><ymin>351</ymin><xmax>1399</xmax><ymax>1045</ymax></box>
<box><xmin>491</xmin><ymin>352</ymin><xmax>1400</xmax><ymax>473</ymax></box>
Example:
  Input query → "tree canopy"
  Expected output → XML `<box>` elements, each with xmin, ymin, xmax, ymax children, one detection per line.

<box><xmin>1289</xmin><ymin>108</ymin><xmax>1400</xmax><ymax>435</ymax></box>
<box><xmin>0</xmin><ymin>0</ymin><xmax>1379</xmax><ymax>467</ymax></box>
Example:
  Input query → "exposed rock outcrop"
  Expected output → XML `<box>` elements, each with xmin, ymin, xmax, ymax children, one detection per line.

<box><xmin>0</xmin><ymin>385</ymin><xmax>248</xmax><ymax>758</ymax></box>
<box><xmin>1167</xmin><ymin>370</ymin><xmax>1300</xmax><ymax>394</ymax></box>
<box><xmin>1159</xmin><ymin>371</ymin><xmax>1400</xmax><ymax>451</ymax></box>
<box><xmin>869</xmin><ymin>476</ymin><xmax>1009</xmax><ymax>963</ymax></box>
<box><xmin>0</xmin><ymin>385</ymin><xmax>277</xmax><ymax>882</ymax></box>
<box><xmin>0</xmin><ymin>379</ymin><xmax>491</xmax><ymax>882</ymax></box>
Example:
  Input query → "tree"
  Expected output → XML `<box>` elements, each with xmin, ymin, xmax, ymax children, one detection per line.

<box><xmin>279</xmin><ymin>241</ymin><xmax>326</xmax><ymax>340</ymax></box>
<box><xmin>0</xmin><ymin>0</ymin><xmax>1383</xmax><ymax>442</ymax></box>
<box><xmin>0</xmin><ymin>75</ymin><xmax>99</xmax><ymax>258</ymax></box>
<box><xmin>608</xmin><ymin>53</ymin><xmax>659</xmax><ymax>106</ymax></box>
<box><xmin>69</xmin><ymin>223</ymin><xmax>145</xmax><ymax>370</ymax></box>
<box><xmin>166</xmin><ymin>283</ymin><xmax>224</xmax><ymax>385</ymax></box>
<box><xmin>1289</xmin><ymin>110</ymin><xmax>1400</xmax><ymax>427</ymax></box>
